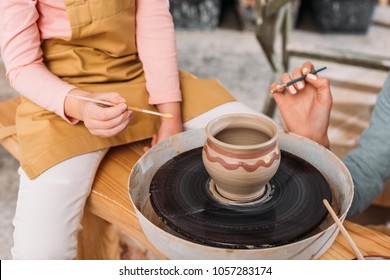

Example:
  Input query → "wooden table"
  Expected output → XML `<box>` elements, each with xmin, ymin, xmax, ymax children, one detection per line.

<box><xmin>1</xmin><ymin>97</ymin><xmax>390</xmax><ymax>259</ymax></box>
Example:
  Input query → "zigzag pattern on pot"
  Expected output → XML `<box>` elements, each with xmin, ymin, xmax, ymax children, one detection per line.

<box><xmin>203</xmin><ymin>144</ymin><xmax>280</xmax><ymax>172</ymax></box>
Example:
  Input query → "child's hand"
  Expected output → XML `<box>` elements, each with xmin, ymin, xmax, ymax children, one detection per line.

<box><xmin>65</xmin><ymin>89</ymin><xmax>132</xmax><ymax>138</ymax></box>
<box><xmin>270</xmin><ymin>62</ymin><xmax>332</xmax><ymax>148</ymax></box>
<box><xmin>143</xmin><ymin>102</ymin><xmax>183</xmax><ymax>152</ymax></box>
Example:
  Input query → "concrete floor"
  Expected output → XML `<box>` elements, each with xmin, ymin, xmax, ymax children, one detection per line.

<box><xmin>1</xmin><ymin>3</ymin><xmax>390</xmax><ymax>259</ymax></box>
<box><xmin>0</xmin><ymin>55</ymin><xmax>20</xmax><ymax>260</ymax></box>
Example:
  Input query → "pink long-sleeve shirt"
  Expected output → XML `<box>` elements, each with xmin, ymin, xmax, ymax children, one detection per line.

<box><xmin>0</xmin><ymin>0</ymin><xmax>181</xmax><ymax>121</ymax></box>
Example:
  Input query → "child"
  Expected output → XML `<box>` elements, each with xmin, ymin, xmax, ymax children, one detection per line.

<box><xmin>0</xmin><ymin>0</ymin><xmax>260</xmax><ymax>259</ymax></box>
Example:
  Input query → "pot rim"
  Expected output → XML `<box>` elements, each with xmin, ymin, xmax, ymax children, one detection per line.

<box><xmin>205</xmin><ymin>113</ymin><xmax>279</xmax><ymax>151</ymax></box>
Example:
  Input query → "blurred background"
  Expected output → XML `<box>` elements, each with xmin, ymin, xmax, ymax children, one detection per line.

<box><xmin>1</xmin><ymin>0</ymin><xmax>389</xmax><ymax>259</ymax></box>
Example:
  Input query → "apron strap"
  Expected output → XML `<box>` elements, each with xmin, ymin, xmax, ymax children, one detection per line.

<box><xmin>0</xmin><ymin>125</ymin><xmax>16</xmax><ymax>140</ymax></box>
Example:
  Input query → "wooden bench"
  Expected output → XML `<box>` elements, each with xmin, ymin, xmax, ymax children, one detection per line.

<box><xmin>1</xmin><ymin>96</ymin><xmax>390</xmax><ymax>259</ymax></box>
<box><xmin>0</xmin><ymin>97</ymin><xmax>163</xmax><ymax>259</ymax></box>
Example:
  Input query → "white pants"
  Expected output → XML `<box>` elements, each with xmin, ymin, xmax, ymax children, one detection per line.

<box><xmin>11</xmin><ymin>101</ymin><xmax>260</xmax><ymax>259</ymax></box>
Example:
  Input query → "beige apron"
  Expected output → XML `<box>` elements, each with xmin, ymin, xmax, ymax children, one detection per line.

<box><xmin>13</xmin><ymin>0</ymin><xmax>236</xmax><ymax>179</ymax></box>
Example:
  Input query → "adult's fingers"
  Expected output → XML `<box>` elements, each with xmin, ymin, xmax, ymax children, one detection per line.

<box><xmin>280</xmin><ymin>72</ymin><xmax>298</xmax><ymax>95</ymax></box>
<box><xmin>269</xmin><ymin>82</ymin><xmax>282</xmax><ymax>93</ymax></box>
<box><xmin>301</xmin><ymin>61</ymin><xmax>315</xmax><ymax>75</ymax></box>
<box><xmin>291</xmin><ymin>67</ymin><xmax>305</xmax><ymax>90</ymax></box>
<box><xmin>305</xmin><ymin>74</ymin><xmax>332</xmax><ymax>105</ymax></box>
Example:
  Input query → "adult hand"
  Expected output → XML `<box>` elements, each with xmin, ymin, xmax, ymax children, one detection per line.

<box><xmin>270</xmin><ymin>62</ymin><xmax>332</xmax><ymax>148</ymax></box>
<box><xmin>65</xmin><ymin>89</ymin><xmax>132</xmax><ymax>138</ymax></box>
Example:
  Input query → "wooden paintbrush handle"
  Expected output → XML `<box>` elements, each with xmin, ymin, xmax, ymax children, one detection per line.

<box><xmin>323</xmin><ymin>199</ymin><xmax>365</xmax><ymax>260</ymax></box>
<box><xmin>67</xmin><ymin>93</ymin><xmax>172</xmax><ymax>118</ymax></box>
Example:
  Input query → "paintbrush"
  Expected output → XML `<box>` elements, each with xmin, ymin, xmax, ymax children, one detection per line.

<box><xmin>271</xmin><ymin>66</ymin><xmax>327</xmax><ymax>94</ymax></box>
<box><xmin>67</xmin><ymin>93</ymin><xmax>173</xmax><ymax>119</ymax></box>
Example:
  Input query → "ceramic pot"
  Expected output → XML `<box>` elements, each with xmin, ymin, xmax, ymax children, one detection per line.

<box><xmin>201</xmin><ymin>113</ymin><xmax>280</xmax><ymax>202</ymax></box>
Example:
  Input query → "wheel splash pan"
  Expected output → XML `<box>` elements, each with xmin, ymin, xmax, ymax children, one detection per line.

<box><xmin>128</xmin><ymin>129</ymin><xmax>354</xmax><ymax>259</ymax></box>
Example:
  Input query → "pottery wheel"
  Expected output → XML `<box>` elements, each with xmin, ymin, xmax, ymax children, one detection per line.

<box><xmin>149</xmin><ymin>147</ymin><xmax>332</xmax><ymax>249</ymax></box>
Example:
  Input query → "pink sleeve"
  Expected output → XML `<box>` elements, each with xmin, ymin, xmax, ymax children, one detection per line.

<box><xmin>136</xmin><ymin>0</ymin><xmax>182</xmax><ymax>105</ymax></box>
<box><xmin>0</xmin><ymin>0</ymin><xmax>76</xmax><ymax>122</ymax></box>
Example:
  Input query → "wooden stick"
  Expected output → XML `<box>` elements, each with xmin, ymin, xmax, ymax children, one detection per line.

<box><xmin>67</xmin><ymin>94</ymin><xmax>173</xmax><ymax>119</ymax></box>
<box><xmin>323</xmin><ymin>199</ymin><xmax>365</xmax><ymax>260</ymax></box>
